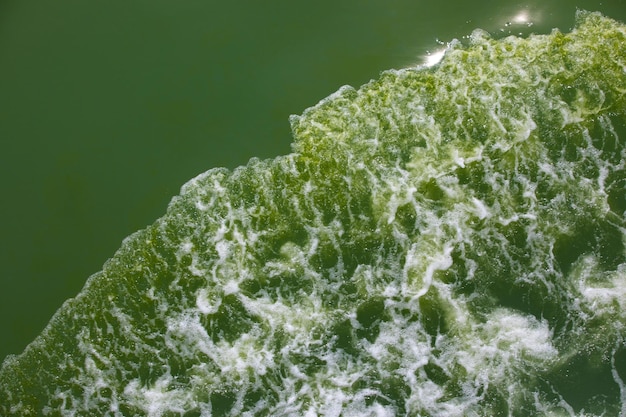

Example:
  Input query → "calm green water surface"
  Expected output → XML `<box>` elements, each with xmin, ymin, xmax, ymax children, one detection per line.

<box><xmin>0</xmin><ymin>0</ymin><xmax>625</xmax><ymax>383</ymax></box>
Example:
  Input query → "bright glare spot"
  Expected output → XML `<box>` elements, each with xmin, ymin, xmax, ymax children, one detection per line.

<box><xmin>504</xmin><ymin>8</ymin><xmax>540</xmax><ymax>28</ymax></box>
<box><xmin>512</xmin><ymin>10</ymin><xmax>530</xmax><ymax>24</ymax></box>
<box><xmin>424</xmin><ymin>48</ymin><xmax>446</xmax><ymax>67</ymax></box>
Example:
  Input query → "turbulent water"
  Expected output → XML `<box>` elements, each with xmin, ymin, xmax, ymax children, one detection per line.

<box><xmin>2</xmin><ymin>11</ymin><xmax>626</xmax><ymax>416</ymax></box>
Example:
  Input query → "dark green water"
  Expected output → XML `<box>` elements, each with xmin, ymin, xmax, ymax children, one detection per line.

<box><xmin>1</xmin><ymin>2</ymin><xmax>626</xmax><ymax>415</ymax></box>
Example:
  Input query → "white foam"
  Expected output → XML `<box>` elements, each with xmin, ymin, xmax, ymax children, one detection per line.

<box><xmin>456</xmin><ymin>309</ymin><xmax>558</xmax><ymax>384</ymax></box>
<box><xmin>579</xmin><ymin>261</ymin><xmax>626</xmax><ymax>315</ymax></box>
<box><xmin>403</xmin><ymin>242</ymin><xmax>454</xmax><ymax>300</ymax></box>
<box><xmin>195</xmin><ymin>287</ymin><xmax>221</xmax><ymax>315</ymax></box>
<box><xmin>223</xmin><ymin>280</ymin><xmax>239</xmax><ymax>295</ymax></box>
<box><xmin>123</xmin><ymin>378</ymin><xmax>191</xmax><ymax>417</ymax></box>
<box><xmin>470</xmin><ymin>197</ymin><xmax>489</xmax><ymax>220</ymax></box>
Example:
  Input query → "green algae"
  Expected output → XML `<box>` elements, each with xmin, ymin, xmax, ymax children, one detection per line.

<box><xmin>1</xmin><ymin>11</ymin><xmax>626</xmax><ymax>416</ymax></box>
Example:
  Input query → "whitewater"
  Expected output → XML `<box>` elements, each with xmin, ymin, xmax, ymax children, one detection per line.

<box><xmin>1</xmin><ymin>10</ymin><xmax>626</xmax><ymax>416</ymax></box>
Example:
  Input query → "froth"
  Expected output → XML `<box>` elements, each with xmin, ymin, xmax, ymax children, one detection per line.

<box><xmin>2</xmin><ymin>10</ymin><xmax>626</xmax><ymax>417</ymax></box>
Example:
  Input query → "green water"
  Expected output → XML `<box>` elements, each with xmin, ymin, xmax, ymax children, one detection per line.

<box><xmin>1</xmin><ymin>0</ymin><xmax>624</xmax><ymax>365</ymax></box>
<box><xmin>1</xmin><ymin>0</ymin><xmax>625</xmax><ymax>367</ymax></box>
<box><xmin>2</xmin><ymin>8</ymin><xmax>626</xmax><ymax>416</ymax></box>
<box><xmin>0</xmin><ymin>2</ymin><xmax>626</xmax><ymax>415</ymax></box>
